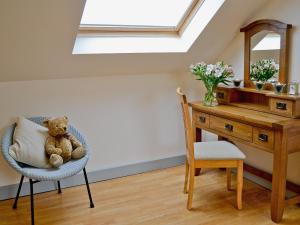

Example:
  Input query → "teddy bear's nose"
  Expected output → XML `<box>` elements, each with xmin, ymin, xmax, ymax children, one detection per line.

<box><xmin>63</xmin><ymin>127</ymin><xmax>67</xmax><ymax>131</ymax></box>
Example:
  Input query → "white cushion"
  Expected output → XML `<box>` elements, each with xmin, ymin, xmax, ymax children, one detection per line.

<box><xmin>194</xmin><ymin>141</ymin><xmax>245</xmax><ymax>160</ymax></box>
<box><xmin>9</xmin><ymin>117</ymin><xmax>50</xmax><ymax>168</ymax></box>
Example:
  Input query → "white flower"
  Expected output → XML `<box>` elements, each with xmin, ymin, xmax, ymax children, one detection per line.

<box><xmin>226</xmin><ymin>67</ymin><xmax>234</xmax><ymax>75</ymax></box>
<box><xmin>206</xmin><ymin>64</ymin><xmax>214</xmax><ymax>75</ymax></box>
<box><xmin>216</xmin><ymin>61</ymin><xmax>222</xmax><ymax>67</ymax></box>
<box><xmin>197</xmin><ymin>62</ymin><xmax>206</xmax><ymax>67</ymax></box>
<box><xmin>215</xmin><ymin>67</ymin><xmax>224</xmax><ymax>77</ymax></box>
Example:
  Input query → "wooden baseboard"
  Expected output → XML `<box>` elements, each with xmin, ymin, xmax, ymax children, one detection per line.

<box><xmin>244</xmin><ymin>163</ymin><xmax>300</xmax><ymax>194</ymax></box>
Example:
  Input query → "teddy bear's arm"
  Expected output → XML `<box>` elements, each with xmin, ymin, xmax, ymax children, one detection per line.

<box><xmin>68</xmin><ymin>134</ymin><xmax>83</xmax><ymax>148</ymax></box>
<box><xmin>45</xmin><ymin>136</ymin><xmax>62</xmax><ymax>155</ymax></box>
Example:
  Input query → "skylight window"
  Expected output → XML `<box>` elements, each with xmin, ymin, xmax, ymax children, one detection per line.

<box><xmin>81</xmin><ymin>0</ymin><xmax>195</xmax><ymax>28</ymax></box>
<box><xmin>73</xmin><ymin>0</ymin><xmax>225</xmax><ymax>54</ymax></box>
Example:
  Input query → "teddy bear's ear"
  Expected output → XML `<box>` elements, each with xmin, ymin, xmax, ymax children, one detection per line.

<box><xmin>43</xmin><ymin>119</ymin><xmax>50</xmax><ymax>127</ymax></box>
<box><xmin>64</xmin><ymin>116</ymin><xmax>68</xmax><ymax>122</ymax></box>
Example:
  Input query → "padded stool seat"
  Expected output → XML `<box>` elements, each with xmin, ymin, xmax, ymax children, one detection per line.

<box><xmin>194</xmin><ymin>141</ymin><xmax>246</xmax><ymax>160</ymax></box>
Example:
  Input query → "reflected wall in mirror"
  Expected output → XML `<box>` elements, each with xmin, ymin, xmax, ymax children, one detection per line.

<box><xmin>250</xmin><ymin>31</ymin><xmax>280</xmax><ymax>86</ymax></box>
<box><xmin>241</xmin><ymin>19</ymin><xmax>292</xmax><ymax>90</ymax></box>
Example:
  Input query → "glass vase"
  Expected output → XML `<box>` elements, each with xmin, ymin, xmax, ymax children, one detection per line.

<box><xmin>255</xmin><ymin>81</ymin><xmax>265</xmax><ymax>90</ymax></box>
<box><xmin>273</xmin><ymin>83</ymin><xmax>286</xmax><ymax>94</ymax></box>
<box><xmin>203</xmin><ymin>87</ymin><xmax>218</xmax><ymax>107</ymax></box>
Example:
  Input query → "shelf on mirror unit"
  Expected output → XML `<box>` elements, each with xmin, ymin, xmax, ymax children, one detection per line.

<box><xmin>217</xmin><ymin>86</ymin><xmax>300</xmax><ymax>100</ymax></box>
<box><xmin>229</xmin><ymin>102</ymin><xmax>270</xmax><ymax>113</ymax></box>
<box><xmin>266</xmin><ymin>92</ymin><xmax>300</xmax><ymax>100</ymax></box>
<box><xmin>217</xmin><ymin>86</ymin><xmax>273</xmax><ymax>95</ymax></box>
<box><xmin>229</xmin><ymin>87</ymin><xmax>273</xmax><ymax>95</ymax></box>
<box><xmin>216</xmin><ymin>86</ymin><xmax>300</xmax><ymax>118</ymax></box>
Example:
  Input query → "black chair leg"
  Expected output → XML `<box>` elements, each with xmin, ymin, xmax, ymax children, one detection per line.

<box><xmin>30</xmin><ymin>179</ymin><xmax>35</xmax><ymax>225</ymax></box>
<box><xmin>83</xmin><ymin>168</ymin><xmax>94</xmax><ymax>208</ymax></box>
<box><xmin>57</xmin><ymin>181</ymin><xmax>62</xmax><ymax>194</ymax></box>
<box><xmin>12</xmin><ymin>175</ymin><xmax>24</xmax><ymax>209</ymax></box>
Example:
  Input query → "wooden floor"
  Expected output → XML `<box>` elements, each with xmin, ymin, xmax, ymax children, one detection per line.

<box><xmin>1</xmin><ymin>166</ymin><xmax>300</xmax><ymax>225</ymax></box>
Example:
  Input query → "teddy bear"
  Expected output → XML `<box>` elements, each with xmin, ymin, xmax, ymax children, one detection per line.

<box><xmin>43</xmin><ymin>116</ymin><xmax>86</xmax><ymax>168</ymax></box>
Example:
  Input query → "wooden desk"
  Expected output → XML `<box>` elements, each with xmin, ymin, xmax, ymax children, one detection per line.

<box><xmin>189</xmin><ymin>101</ymin><xmax>300</xmax><ymax>223</ymax></box>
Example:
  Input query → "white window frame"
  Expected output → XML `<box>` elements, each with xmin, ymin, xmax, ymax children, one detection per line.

<box><xmin>78</xmin><ymin>0</ymin><xmax>204</xmax><ymax>37</ymax></box>
<box><xmin>73</xmin><ymin>0</ymin><xmax>225</xmax><ymax>54</ymax></box>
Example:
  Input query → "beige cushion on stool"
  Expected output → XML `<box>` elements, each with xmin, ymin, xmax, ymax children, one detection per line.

<box><xmin>194</xmin><ymin>141</ymin><xmax>246</xmax><ymax>160</ymax></box>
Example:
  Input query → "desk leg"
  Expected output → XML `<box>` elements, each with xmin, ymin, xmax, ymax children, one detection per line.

<box><xmin>271</xmin><ymin>130</ymin><xmax>288</xmax><ymax>223</ymax></box>
<box><xmin>195</xmin><ymin>127</ymin><xmax>202</xmax><ymax>176</ymax></box>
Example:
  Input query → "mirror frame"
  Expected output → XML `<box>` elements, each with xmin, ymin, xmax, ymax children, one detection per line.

<box><xmin>240</xmin><ymin>19</ymin><xmax>292</xmax><ymax>88</ymax></box>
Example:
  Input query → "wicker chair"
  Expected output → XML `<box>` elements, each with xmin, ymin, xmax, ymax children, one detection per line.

<box><xmin>1</xmin><ymin>117</ymin><xmax>94</xmax><ymax>225</ymax></box>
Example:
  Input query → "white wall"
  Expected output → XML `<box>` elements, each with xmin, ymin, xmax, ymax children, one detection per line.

<box><xmin>217</xmin><ymin>0</ymin><xmax>300</xmax><ymax>185</ymax></box>
<box><xmin>0</xmin><ymin>73</ymin><xmax>202</xmax><ymax>187</ymax></box>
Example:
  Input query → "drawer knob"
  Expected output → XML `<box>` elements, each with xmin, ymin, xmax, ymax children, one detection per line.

<box><xmin>258</xmin><ymin>134</ymin><xmax>268</xmax><ymax>142</ymax></box>
<box><xmin>224</xmin><ymin>124</ymin><xmax>233</xmax><ymax>132</ymax></box>
<box><xmin>217</xmin><ymin>92</ymin><xmax>225</xmax><ymax>99</ymax></box>
<box><xmin>276</xmin><ymin>102</ymin><xmax>287</xmax><ymax>110</ymax></box>
<box><xmin>199</xmin><ymin>116</ymin><xmax>206</xmax><ymax>123</ymax></box>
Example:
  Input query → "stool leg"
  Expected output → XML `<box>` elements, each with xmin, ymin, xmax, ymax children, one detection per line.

<box><xmin>83</xmin><ymin>168</ymin><xmax>94</xmax><ymax>208</ymax></box>
<box><xmin>13</xmin><ymin>175</ymin><xmax>24</xmax><ymax>209</ymax></box>
<box><xmin>183</xmin><ymin>159</ymin><xmax>189</xmax><ymax>194</ymax></box>
<box><xmin>227</xmin><ymin>168</ymin><xmax>231</xmax><ymax>191</ymax></box>
<box><xmin>30</xmin><ymin>179</ymin><xmax>35</xmax><ymax>225</ymax></box>
<box><xmin>57</xmin><ymin>181</ymin><xmax>62</xmax><ymax>194</ymax></box>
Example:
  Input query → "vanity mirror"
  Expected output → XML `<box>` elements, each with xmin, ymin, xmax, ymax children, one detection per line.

<box><xmin>215</xmin><ymin>19</ymin><xmax>299</xmax><ymax>118</ymax></box>
<box><xmin>241</xmin><ymin>19</ymin><xmax>292</xmax><ymax>89</ymax></box>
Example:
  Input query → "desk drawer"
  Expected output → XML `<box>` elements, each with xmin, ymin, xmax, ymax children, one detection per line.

<box><xmin>253</xmin><ymin>128</ymin><xmax>274</xmax><ymax>151</ymax></box>
<box><xmin>209</xmin><ymin>116</ymin><xmax>253</xmax><ymax>141</ymax></box>
<box><xmin>270</xmin><ymin>98</ymin><xmax>293</xmax><ymax>117</ymax></box>
<box><xmin>193</xmin><ymin>111</ymin><xmax>209</xmax><ymax>129</ymax></box>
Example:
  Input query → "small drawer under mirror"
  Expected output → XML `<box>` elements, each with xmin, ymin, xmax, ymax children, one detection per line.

<box><xmin>270</xmin><ymin>98</ymin><xmax>293</xmax><ymax>117</ymax></box>
<box><xmin>216</xmin><ymin>86</ymin><xmax>300</xmax><ymax>118</ymax></box>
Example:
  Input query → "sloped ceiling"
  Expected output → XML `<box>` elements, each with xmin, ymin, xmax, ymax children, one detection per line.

<box><xmin>0</xmin><ymin>0</ymin><xmax>269</xmax><ymax>81</ymax></box>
